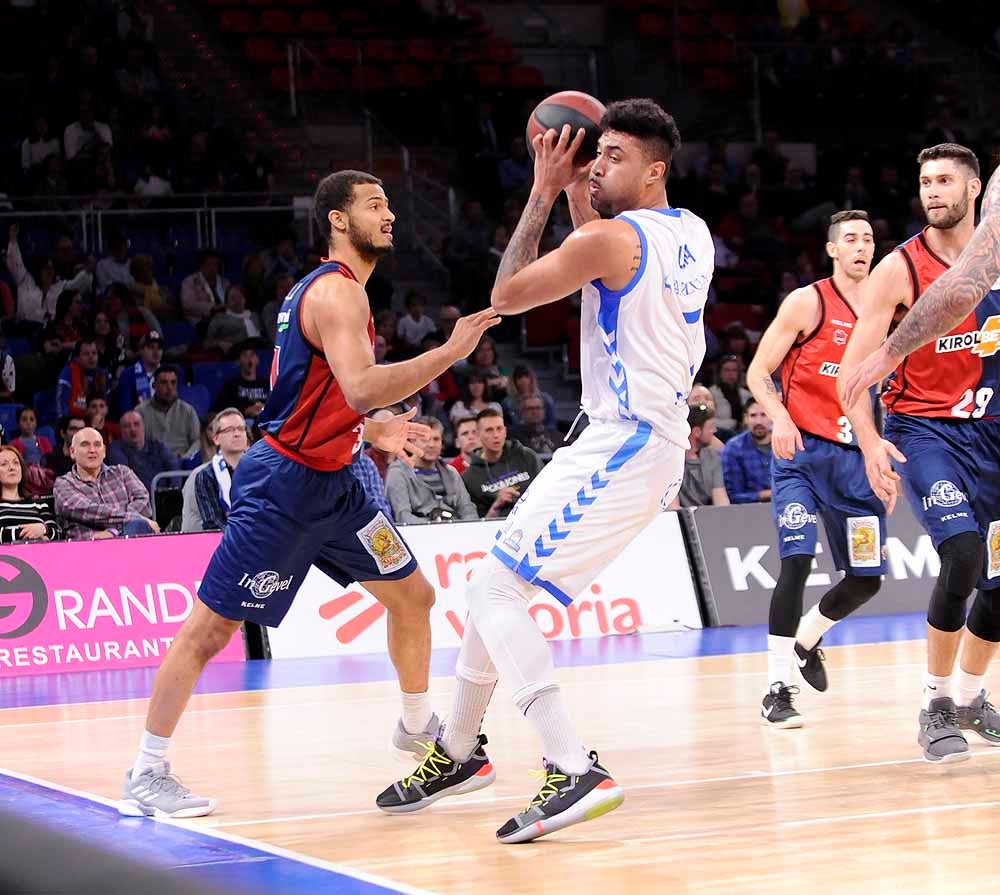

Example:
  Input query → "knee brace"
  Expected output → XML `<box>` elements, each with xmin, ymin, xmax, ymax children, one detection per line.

<box><xmin>818</xmin><ymin>574</ymin><xmax>881</xmax><ymax>622</ymax></box>
<box><xmin>769</xmin><ymin>554</ymin><xmax>813</xmax><ymax>637</ymax></box>
<box><xmin>927</xmin><ymin>531</ymin><xmax>982</xmax><ymax>632</ymax></box>
<box><xmin>967</xmin><ymin>588</ymin><xmax>1000</xmax><ymax>643</ymax></box>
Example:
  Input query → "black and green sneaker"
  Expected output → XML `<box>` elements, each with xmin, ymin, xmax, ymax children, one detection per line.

<box><xmin>794</xmin><ymin>639</ymin><xmax>828</xmax><ymax>692</ymax></box>
<box><xmin>495</xmin><ymin>751</ymin><xmax>624</xmax><ymax>845</ymax></box>
<box><xmin>375</xmin><ymin>734</ymin><xmax>495</xmax><ymax>814</ymax></box>
<box><xmin>957</xmin><ymin>690</ymin><xmax>1000</xmax><ymax>745</ymax></box>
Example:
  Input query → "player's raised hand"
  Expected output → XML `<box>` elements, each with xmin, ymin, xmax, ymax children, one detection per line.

<box><xmin>364</xmin><ymin>407</ymin><xmax>432</xmax><ymax>465</ymax></box>
<box><xmin>841</xmin><ymin>343</ymin><xmax>898</xmax><ymax>408</ymax></box>
<box><xmin>446</xmin><ymin>308</ymin><xmax>501</xmax><ymax>359</ymax></box>
<box><xmin>861</xmin><ymin>437</ymin><xmax>906</xmax><ymax>513</ymax></box>
<box><xmin>771</xmin><ymin>415</ymin><xmax>804</xmax><ymax>461</ymax></box>
<box><xmin>532</xmin><ymin>124</ymin><xmax>592</xmax><ymax>198</ymax></box>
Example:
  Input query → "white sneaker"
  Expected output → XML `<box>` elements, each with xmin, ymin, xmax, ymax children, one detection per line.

<box><xmin>118</xmin><ymin>761</ymin><xmax>217</xmax><ymax>818</ymax></box>
<box><xmin>391</xmin><ymin>712</ymin><xmax>441</xmax><ymax>761</ymax></box>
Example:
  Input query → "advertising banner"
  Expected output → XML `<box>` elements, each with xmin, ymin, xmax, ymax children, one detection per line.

<box><xmin>688</xmin><ymin>501</ymin><xmax>944</xmax><ymax>627</ymax></box>
<box><xmin>0</xmin><ymin>533</ymin><xmax>245</xmax><ymax>677</ymax></box>
<box><xmin>266</xmin><ymin>514</ymin><xmax>701</xmax><ymax>659</ymax></box>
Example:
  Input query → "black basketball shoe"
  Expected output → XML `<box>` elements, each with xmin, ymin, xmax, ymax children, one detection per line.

<box><xmin>794</xmin><ymin>639</ymin><xmax>828</xmax><ymax>692</ymax></box>
<box><xmin>495</xmin><ymin>751</ymin><xmax>624</xmax><ymax>844</ymax></box>
<box><xmin>761</xmin><ymin>682</ymin><xmax>803</xmax><ymax>728</ymax></box>
<box><xmin>376</xmin><ymin>734</ymin><xmax>495</xmax><ymax>814</ymax></box>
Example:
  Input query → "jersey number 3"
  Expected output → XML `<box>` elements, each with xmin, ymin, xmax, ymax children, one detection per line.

<box><xmin>951</xmin><ymin>387</ymin><xmax>994</xmax><ymax>419</ymax></box>
<box><xmin>836</xmin><ymin>415</ymin><xmax>853</xmax><ymax>444</ymax></box>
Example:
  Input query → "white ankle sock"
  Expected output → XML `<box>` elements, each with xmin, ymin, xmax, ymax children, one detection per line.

<box><xmin>524</xmin><ymin>688</ymin><xmax>591</xmax><ymax>776</ymax></box>
<box><xmin>442</xmin><ymin>678</ymin><xmax>494</xmax><ymax>762</ymax></box>
<box><xmin>132</xmin><ymin>730</ymin><xmax>170</xmax><ymax>779</ymax></box>
<box><xmin>401</xmin><ymin>690</ymin><xmax>433</xmax><ymax>734</ymax></box>
<box><xmin>954</xmin><ymin>668</ymin><xmax>985</xmax><ymax>707</ymax></box>
<box><xmin>923</xmin><ymin>673</ymin><xmax>952</xmax><ymax>709</ymax></box>
<box><xmin>767</xmin><ymin>634</ymin><xmax>795</xmax><ymax>687</ymax></box>
<box><xmin>796</xmin><ymin>604</ymin><xmax>836</xmax><ymax>651</ymax></box>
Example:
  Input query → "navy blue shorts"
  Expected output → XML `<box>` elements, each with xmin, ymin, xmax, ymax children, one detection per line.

<box><xmin>884</xmin><ymin>414</ymin><xmax>1000</xmax><ymax>590</ymax></box>
<box><xmin>772</xmin><ymin>434</ymin><xmax>887</xmax><ymax>576</ymax></box>
<box><xmin>198</xmin><ymin>439</ymin><xmax>418</xmax><ymax>627</ymax></box>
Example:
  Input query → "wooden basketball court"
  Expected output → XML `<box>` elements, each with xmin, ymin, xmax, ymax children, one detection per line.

<box><xmin>1</xmin><ymin>617</ymin><xmax>997</xmax><ymax>894</ymax></box>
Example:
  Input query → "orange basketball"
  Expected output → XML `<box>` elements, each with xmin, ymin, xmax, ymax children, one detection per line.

<box><xmin>526</xmin><ymin>90</ymin><xmax>606</xmax><ymax>162</ymax></box>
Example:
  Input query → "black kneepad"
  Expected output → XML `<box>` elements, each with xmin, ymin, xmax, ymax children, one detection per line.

<box><xmin>927</xmin><ymin>532</ymin><xmax>982</xmax><ymax>632</ymax></box>
<box><xmin>967</xmin><ymin>589</ymin><xmax>1000</xmax><ymax>642</ymax></box>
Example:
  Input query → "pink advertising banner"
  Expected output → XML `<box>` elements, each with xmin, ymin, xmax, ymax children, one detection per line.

<box><xmin>0</xmin><ymin>533</ymin><xmax>243</xmax><ymax>677</ymax></box>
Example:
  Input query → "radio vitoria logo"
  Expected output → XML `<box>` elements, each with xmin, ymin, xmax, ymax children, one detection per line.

<box><xmin>0</xmin><ymin>556</ymin><xmax>48</xmax><ymax>639</ymax></box>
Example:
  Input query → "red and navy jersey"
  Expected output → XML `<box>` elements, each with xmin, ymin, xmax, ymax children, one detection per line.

<box><xmin>883</xmin><ymin>228</ymin><xmax>1000</xmax><ymax>420</ymax></box>
<box><xmin>780</xmin><ymin>277</ymin><xmax>859</xmax><ymax>445</ymax></box>
<box><xmin>258</xmin><ymin>260</ymin><xmax>372</xmax><ymax>471</ymax></box>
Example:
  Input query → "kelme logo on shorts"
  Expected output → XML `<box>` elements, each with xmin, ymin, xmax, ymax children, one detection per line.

<box><xmin>238</xmin><ymin>570</ymin><xmax>293</xmax><ymax>600</ymax></box>
<box><xmin>922</xmin><ymin>480</ymin><xmax>967</xmax><ymax>511</ymax></box>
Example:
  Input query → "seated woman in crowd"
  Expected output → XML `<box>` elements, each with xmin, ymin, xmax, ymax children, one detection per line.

<box><xmin>502</xmin><ymin>364</ymin><xmax>557</xmax><ymax>429</ymax></box>
<box><xmin>0</xmin><ymin>446</ymin><xmax>59</xmax><ymax>542</ymax></box>
<box><xmin>449</xmin><ymin>371</ymin><xmax>502</xmax><ymax>427</ymax></box>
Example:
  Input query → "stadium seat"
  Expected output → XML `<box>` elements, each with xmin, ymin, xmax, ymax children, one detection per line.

<box><xmin>300</xmin><ymin>9</ymin><xmax>337</xmax><ymax>32</ymax></box>
<box><xmin>637</xmin><ymin>12</ymin><xmax>671</xmax><ymax>38</ymax></box>
<box><xmin>484</xmin><ymin>38</ymin><xmax>517</xmax><ymax>64</ymax></box>
<box><xmin>179</xmin><ymin>384</ymin><xmax>211</xmax><ymax>418</ymax></box>
<box><xmin>351</xmin><ymin>63</ymin><xmax>389</xmax><ymax>91</ymax></box>
<box><xmin>191</xmin><ymin>362</ymin><xmax>238</xmax><ymax>403</ymax></box>
<box><xmin>392</xmin><ymin>62</ymin><xmax>428</xmax><ymax>90</ymax></box>
<box><xmin>0</xmin><ymin>404</ymin><xmax>23</xmax><ymax>439</ymax></box>
<box><xmin>32</xmin><ymin>389</ymin><xmax>57</xmax><ymax>426</ymax></box>
<box><xmin>403</xmin><ymin>38</ymin><xmax>438</xmax><ymax>62</ymax></box>
<box><xmin>271</xmin><ymin>65</ymin><xmax>292</xmax><ymax>91</ymax></box>
<box><xmin>323</xmin><ymin>38</ymin><xmax>357</xmax><ymax>63</ymax></box>
<box><xmin>220</xmin><ymin>10</ymin><xmax>257</xmax><ymax>33</ymax></box>
<box><xmin>260</xmin><ymin>9</ymin><xmax>296</xmax><ymax>33</ymax></box>
<box><xmin>509</xmin><ymin>64</ymin><xmax>545</xmax><ymax>89</ymax></box>
<box><xmin>245</xmin><ymin>37</ymin><xmax>285</xmax><ymax>64</ymax></box>
<box><xmin>364</xmin><ymin>39</ymin><xmax>400</xmax><ymax>62</ymax></box>
<box><xmin>4</xmin><ymin>337</ymin><xmax>30</xmax><ymax>358</ymax></box>
<box><xmin>160</xmin><ymin>321</ymin><xmax>198</xmax><ymax>348</ymax></box>
<box><xmin>473</xmin><ymin>63</ymin><xmax>504</xmax><ymax>88</ymax></box>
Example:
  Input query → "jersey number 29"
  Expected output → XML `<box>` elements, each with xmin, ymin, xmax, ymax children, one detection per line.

<box><xmin>951</xmin><ymin>387</ymin><xmax>994</xmax><ymax>419</ymax></box>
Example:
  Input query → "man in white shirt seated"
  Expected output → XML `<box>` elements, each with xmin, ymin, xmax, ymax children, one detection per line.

<box><xmin>188</xmin><ymin>408</ymin><xmax>248</xmax><ymax>530</ymax></box>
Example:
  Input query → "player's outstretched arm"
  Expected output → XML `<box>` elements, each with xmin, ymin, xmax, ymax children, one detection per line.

<box><xmin>308</xmin><ymin>279</ymin><xmax>499</xmax><ymax>414</ymax></box>
<box><xmin>842</xmin><ymin>166</ymin><xmax>1000</xmax><ymax>405</ymax></box>
<box><xmin>745</xmin><ymin>287</ymin><xmax>817</xmax><ymax>460</ymax></box>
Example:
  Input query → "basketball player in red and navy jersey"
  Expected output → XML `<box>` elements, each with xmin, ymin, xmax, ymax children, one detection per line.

<box><xmin>840</xmin><ymin>144</ymin><xmax>1000</xmax><ymax>764</ymax></box>
<box><xmin>118</xmin><ymin>171</ymin><xmax>499</xmax><ymax>818</ymax></box>
<box><xmin>746</xmin><ymin>211</ymin><xmax>884</xmax><ymax>727</ymax></box>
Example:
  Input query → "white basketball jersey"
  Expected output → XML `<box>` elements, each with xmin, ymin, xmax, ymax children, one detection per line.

<box><xmin>579</xmin><ymin>207</ymin><xmax>715</xmax><ymax>447</ymax></box>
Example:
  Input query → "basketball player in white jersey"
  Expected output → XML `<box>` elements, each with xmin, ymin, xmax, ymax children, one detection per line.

<box><xmin>377</xmin><ymin>99</ymin><xmax>715</xmax><ymax>843</ymax></box>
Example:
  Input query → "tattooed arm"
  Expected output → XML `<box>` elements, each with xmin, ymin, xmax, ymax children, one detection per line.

<box><xmin>565</xmin><ymin>180</ymin><xmax>600</xmax><ymax>229</ymax></box>
<box><xmin>745</xmin><ymin>287</ymin><xmax>819</xmax><ymax>459</ymax></box>
<box><xmin>842</xmin><ymin>166</ymin><xmax>1000</xmax><ymax>408</ymax></box>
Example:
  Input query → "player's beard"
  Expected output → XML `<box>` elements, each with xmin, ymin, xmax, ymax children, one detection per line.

<box><xmin>348</xmin><ymin>223</ymin><xmax>394</xmax><ymax>263</ymax></box>
<box><xmin>926</xmin><ymin>193</ymin><xmax>969</xmax><ymax>230</ymax></box>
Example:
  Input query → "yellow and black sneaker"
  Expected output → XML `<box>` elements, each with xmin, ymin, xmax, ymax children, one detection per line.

<box><xmin>376</xmin><ymin>734</ymin><xmax>495</xmax><ymax>814</ymax></box>
<box><xmin>495</xmin><ymin>752</ymin><xmax>624</xmax><ymax>845</ymax></box>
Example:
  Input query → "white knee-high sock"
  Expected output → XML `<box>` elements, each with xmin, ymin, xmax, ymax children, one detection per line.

<box><xmin>442</xmin><ymin>616</ymin><xmax>498</xmax><ymax>762</ymax></box>
<box><xmin>466</xmin><ymin>558</ymin><xmax>590</xmax><ymax>776</ymax></box>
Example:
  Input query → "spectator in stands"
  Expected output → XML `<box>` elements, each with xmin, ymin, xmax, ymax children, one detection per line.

<box><xmin>213</xmin><ymin>340</ymin><xmax>269</xmax><ymax>419</ymax></box>
<box><xmin>21</xmin><ymin>112</ymin><xmax>60</xmax><ymax>176</ymax></box>
<box><xmin>240</xmin><ymin>254</ymin><xmax>268</xmax><ymax>312</ymax></box>
<box><xmin>675</xmin><ymin>404</ymin><xmax>729</xmax><ymax>508</ymax></box>
<box><xmin>137</xmin><ymin>366</ymin><xmax>200</xmax><ymax>458</ymax></box>
<box><xmin>261</xmin><ymin>273</ymin><xmax>293</xmax><ymax>343</ymax></box>
<box><xmin>63</xmin><ymin>97</ymin><xmax>113</xmax><ymax>164</ymax></box>
<box><xmin>462</xmin><ymin>408</ymin><xmax>542</xmax><ymax>519</ymax></box>
<box><xmin>502</xmin><ymin>364</ymin><xmax>557</xmax><ymax>428</ymax></box>
<box><xmin>115</xmin><ymin>43</ymin><xmax>159</xmax><ymax>111</ymax></box>
<box><xmin>192</xmin><ymin>408</ymin><xmax>248</xmax><ymax>530</ymax></box>
<box><xmin>230</xmin><ymin>131</ymin><xmax>275</xmax><ymax>195</ymax></box>
<box><xmin>95</xmin><ymin>233</ymin><xmax>134</xmax><ymax>293</ymax></box>
<box><xmin>11</xmin><ymin>408</ymin><xmax>52</xmax><ymax>467</ymax></box>
<box><xmin>57</xmin><ymin>339</ymin><xmax>108</xmax><ymax>419</ymax></box>
<box><xmin>365</xmin><ymin>408</ymin><xmax>396</xmax><ymax>482</ymax></box>
<box><xmin>204</xmin><ymin>285</ymin><xmax>262</xmax><ymax>356</ymax></box>
<box><xmin>0</xmin><ymin>341</ymin><xmax>15</xmax><ymax>402</ymax></box>
<box><xmin>510</xmin><ymin>394</ymin><xmax>564</xmax><ymax>460</ymax></box>
<box><xmin>721</xmin><ymin>400</ymin><xmax>773</xmax><ymax>504</ymax></box>
<box><xmin>42</xmin><ymin>417</ymin><xmax>84</xmax><ymax>480</ymax></box>
<box><xmin>688</xmin><ymin>385</ymin><xmax>724</xmax><ymax>449</ymax></box>
<box><xmin>117</xmin><ymin>331</ymin><xmax>163</xmax><ymax>413</ymax></box>
<box><xmin>351</xmin><ymin>445</ymin><xmax>394</xmax><ymax>522</ymax></box>
<box><xmin>397</xmin><ymin>290</ymin><xmax>437</xmax><ymax>351</ymax></box>
<box><xmin>102</xmin><ymin>281</ymin><xmax>161</xmax><ymax>350</ymax></box>
<box><xmin>6</xmin><ymin>224</ymin><xmax>93</xmax><ymax>327</ymax></box>
<box><xmin>267</xmin><ymin>234</ymin><xmax>301</xmax><ymax>281</ymax></box>
<box><xmin>54</xmin><ymin>426</ymin><xmax>159</xmax><ymax>539</ymax></box>
<box><xmin>374</xmin><ymin>310</ymin><xmax>402</xmax><ymax>362</ymax></box>
<box><xmin>720</xmin><ymin>322</ymin><xmax>754</xmax><ymax>367</ymax></box>
<box><xmin>751</xmin><ymin>129</ymin><xmax>788</xmax><ymax>187</ymax></box>
<box><xmin>133</xmin><ymin>161</ymin><xmax>174</xmax><ymax>203</ymax></box>
<box><xmin>86</xmin><ymin>395</ymin><xmax>119</xmax><ymax>444</ymax></box>
<box><xmin>174</xmin><ymin>132</ymin><xmax>223</xmax><ymax>193</ymax></box>
<box><xmin>107</xmin><ymin>409</ymin><xmax>178</xmax><ymax>493</ymax></box>
<box><xmin>449</xmin><ymin>371</ymin><xmax>502</xmax><ymax>426</ymax></box>
<box><xmin>92</xmin><ymin>309</ymin><xmax>128</xmax><ymax>378</ymax></box>
<box><xmin>130</xmin><ymin>254</ymin><xmax>171</xmax><ymax>317</ymax></box>
<box><xmin>498</xmin><ymin>136</ymin><xmax>532</xmax><ymax>196</ymax></box>
<box><xmin>181</xmin><ymin>249</ymin><xmax>228</xmax><ymax>325</ymax></box>
<box><xmin>464</xmin><ymin>334</ymin><xmax>508</xmax><ymax>394</ymax></box>
<box><xmin>386</xmin><ymin>417</ymin><xmax>478</xmax><ymax>524</ymax></box>
<box><xmin>53</xmin><ymin>290</ymin><xmax>87</xmax><ymax>349</ymax></box>
<box><xmin>436</xmin><ymin>304</ymin><xmax>461</xmax><ymax>341</ymax></box>
<box><xmin>710</xmin><ymin>355</ymin><xmax>752</xmax><ymax>436</ymax></box>
<box><xmin>0</xmin><ymin>446</ymin><xmax>58</xmax><ymax>542</ymax></box>
<box><xmin>418</xmin><ymin>335</ymin><xmax>461</xmax><ymax>406</ymax></box>
<box><xmin>449</xmin><ymin>415</ymin><xmax>480</xmax><ymax>476</ymax></box>
<box><xmin>33</xmin><ymin>154</ymin><xmax>69</xmax><ymax>209</ymax></box>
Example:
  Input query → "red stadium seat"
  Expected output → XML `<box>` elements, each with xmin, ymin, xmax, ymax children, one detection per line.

<box><xmin>300</xmin><ymin>9</ymin><xmax>336</xmax><ymax>32</ymax></box>
<box><xmin>403</xmin><ymin>38</ymin><xmax>438</xmax><ymax>62</ymax></box>
<box><xmin>270</xmin><ymin>65</ymin><xmax>291</xmax><ymax>92</ymax></box>
<box><xmin>637</xmin><ymin>13</ymin><xmax>671</xmax><ymax>39</ymax></box>
<box><xmin>364</xmin><ymin>39</ymin><xmax>400</xmax><ymax>62</ymax></box>
<box><xmin>220</xmin><ymin>10</ymin><xmax>257</xmax><ymax>33</ymax></box>
<box><xmin>323</xmin><ymin>38</ymin><xmax>357</xmax><ymax>63</ymax></box>
<box><xmin>351</xmin><ymin>62</ymin><xmax>389</xmax><ymax>91</ymax></box>
<box><xmin>484</xmin><ymin>38</ymin><xmax>516</xmax><ymax>64</ymax></box>
<box><xmin>392</xmin><ymin>62</ymin><xmax>427</xmax><ymax>90</ymax></box>
<box><xmin>245</xmin><ymin>37</ymin><xmax>285</xmax><ymax>64</ymax></box>
<box><xmin>473</xmin><ymin>63</ymin><xmax>504</xmax><ymax>88</ymax></box>
<box><xmin>314</xmin><ymin>67</ymin><xmax>349</xmax><ymax>92</ymax></box>
<box><xmin>509</xmin><ymin>64</ymin><xmax>544</xmax><ymax>89</ymax></box>
<box><xmin>260</xmin><ymin>9</ymin><xmax>295</xmax><ymax>33</ymax></box>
